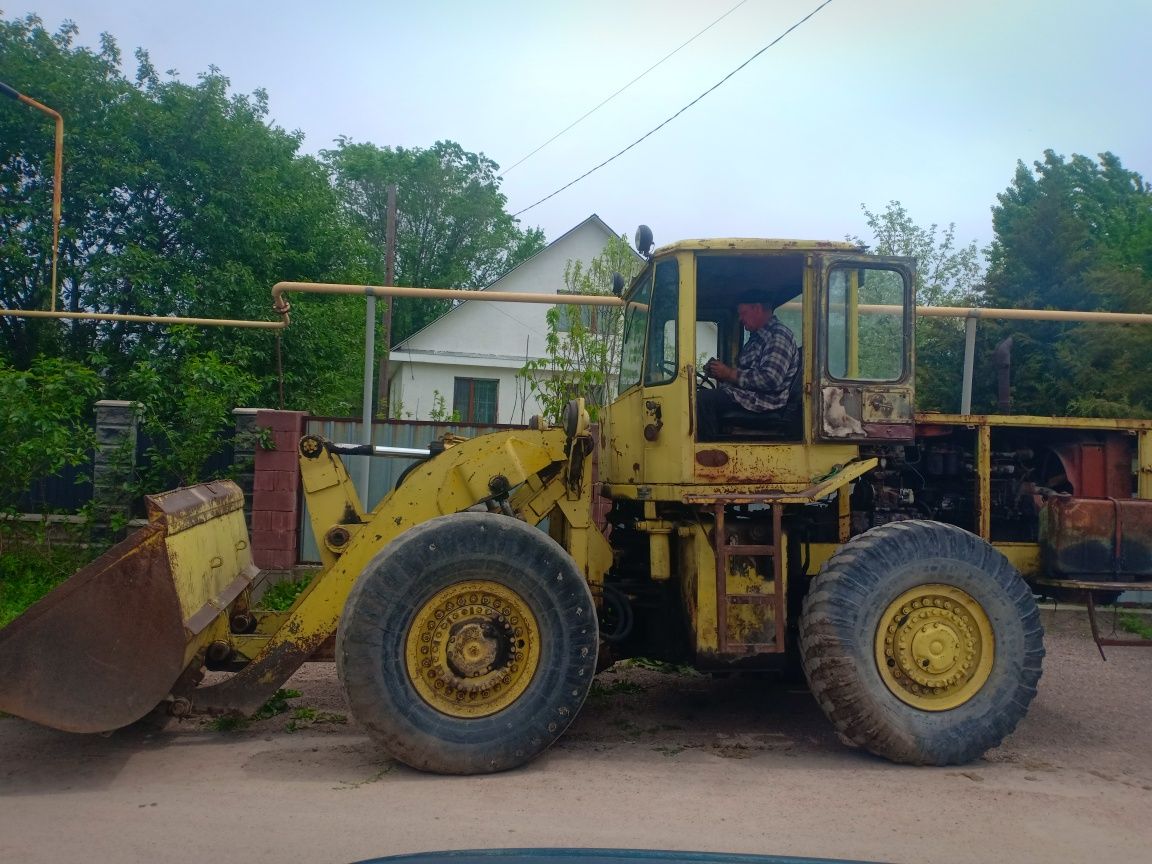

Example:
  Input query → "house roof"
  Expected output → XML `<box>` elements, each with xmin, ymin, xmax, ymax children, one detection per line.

<box><xmin>393</xmin><ymin>214</ymin><xmax>622</xmax><ymax>349</ymax></box>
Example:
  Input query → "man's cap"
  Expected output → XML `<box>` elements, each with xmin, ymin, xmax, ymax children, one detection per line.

<box><xmin>735</xmin><ymin>289</ymin><xmax>774</xmax><ymax>307</ymax></box>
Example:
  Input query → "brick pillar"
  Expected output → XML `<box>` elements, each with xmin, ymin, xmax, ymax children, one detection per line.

<box><xmin>93</xmin><ymin>400</ymin><xmax>138</xmax><ymax>535</ymax></box>
<box><xmin>251</xmin><ymin>410</ymin><xmax>306</xmax><ymax>571</ymax></box>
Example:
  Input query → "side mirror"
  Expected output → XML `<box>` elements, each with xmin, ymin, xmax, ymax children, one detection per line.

<box><xmin>634</xmin><ymin>224</ymin><xmax>654</xmax><ymax>259</ymax></box>
<box><xmin>611</xmin><ymin>272</ymin><xmax>625</xmax><ymax>296</ymax></box>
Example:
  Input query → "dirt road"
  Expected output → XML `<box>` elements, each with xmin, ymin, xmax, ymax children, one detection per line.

<box><xmin>1</xmin><ymin>608</ymin><xmax>1148</xmax><ymax>864</ymax></box>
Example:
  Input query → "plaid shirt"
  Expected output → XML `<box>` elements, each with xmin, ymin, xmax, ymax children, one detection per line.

<box><xmin>720</xmin><ymin>317</ymin><xmax>800</xmax><ymax>412</ymax></box>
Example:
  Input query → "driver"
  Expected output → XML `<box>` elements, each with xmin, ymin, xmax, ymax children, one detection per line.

<box><xmin>697</xmin><ymin>290</ymin><xmax>800</xmax><ymax>439</ymax></box>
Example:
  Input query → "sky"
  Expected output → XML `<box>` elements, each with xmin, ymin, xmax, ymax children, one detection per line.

<box><xmin>8</xmin><ymin>0</ymin><xmax>1152</xmax><ymax>259</ymax></box>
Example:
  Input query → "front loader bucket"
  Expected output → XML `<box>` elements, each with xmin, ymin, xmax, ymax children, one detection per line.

<box><xmin>0</xmin><ymin>481</ymin><xmax>257</xmax><ymax>733</ymax></box>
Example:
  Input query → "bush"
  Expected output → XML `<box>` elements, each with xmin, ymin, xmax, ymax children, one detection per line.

<box><xmin>0</xmin><ymin>523</ymin><xmax>101</xmax><ymax>628</ymax></box>
<box><xmin>0</xmin><ymin>358</ymin><xmax>101</xmax><ymax>513</ymax></box>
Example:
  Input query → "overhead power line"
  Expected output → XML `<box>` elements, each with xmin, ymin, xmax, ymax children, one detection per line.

<box><xmin>511</xmin><ymin>0</ymin><xmax>835</xmax><ymax>219</ymax></box>
<box><xmin>501</xmin><ymin>0</ymin><xmax>750</xmax><ymax>176</ymax></box>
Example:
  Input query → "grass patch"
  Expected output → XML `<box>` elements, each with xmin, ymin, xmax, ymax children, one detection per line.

<box><xmin>286</xmin><ymin>706</ymin><xmax>348</xmax><ymax>732</ymax></box>
<box><xmin>1119</xmin><ymin>612</ymin><xmax>1152</xmax><ymax>640</ymax></box>
<box><xmin>206</xmin><ymin>714</ymin><xmax>248</xmax><ymax>732</ymax></box>
<box><xmin>252</xmin><ymin>688</ymin><xmax>302</xmax><ymax>720</ymax></box>
<box><xmin>0</xmin><ymin>538</ymin><xmax>101</xmax><ymax>629</ymax></box>
<box><xmin>622</xmin><ymin>657</ymin><xmax>699</xmax><ymax>676</ymax></box>
<box><xmin>257</xmin><ymin>574</ymin><xmax>313</xmax><ymax>611</ymax></box>
<box><xmin>206</xmin><ymin>688</ymin><xmax>302</xmax><ymax>731</ymax></box>
<box><xmin>588</xmin><ymin>678</ymin><xmax>646</xmax><ymax>703</ymax></box>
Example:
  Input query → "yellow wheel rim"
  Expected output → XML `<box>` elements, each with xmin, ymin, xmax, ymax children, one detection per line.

<box><xmin>874</xmin><ymin>584</ymin><xmax>994</xmax><ymax>711</ymax></box>
<box><xmin>406</xmin><ymin>580</ymin><xmax>541</xmax><ymax>719</ymax></box>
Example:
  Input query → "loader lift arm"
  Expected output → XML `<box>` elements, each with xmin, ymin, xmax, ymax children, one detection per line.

<box><xmin>180</xmin><ymin>425</ymin><xmax>611</xmax><ymax>720</ymax></box>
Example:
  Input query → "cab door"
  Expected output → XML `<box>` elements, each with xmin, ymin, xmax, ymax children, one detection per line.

<box><xmin>602</xmin><ymin>255</ymin><xmax>684</xmax><ymax>486</ymax></box>
<box><xmin>815</xmin><ymin>254</ymin><xmax>916</xmax><ymax>441</ymax></box>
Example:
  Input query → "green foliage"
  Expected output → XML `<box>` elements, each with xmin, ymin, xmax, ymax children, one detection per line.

<box><xmin>256</xmin><ymin>573</ymin><xmax>313</xmax><ymax>611</ymax></box>
<box><xmin>285</xmin><ymin>706</ymin><xmax>348</xmax><ymax>732</ymax></box>
<box><xmin>0</xmin><ymin>358</ymin><xmax>100</xmax><ymax>511</ymax></box>
<box><xmin>323</xmin><ymin>138</ymin><xmax>547</xmax><ymax>344</ymax></box>
<box><xmin>1</xmin><ymin>14</ymin><xmax>373</xmax><ymax>413</ymax></box>
<box><xmin>518</xmin><ymin>235</ymin><xmax>641</xmax><ymax>423</ymax></box>
<box><xmin>120</xmin><ymin>329</ymin><xmax>258</xmax><ymax>489</ymax></box>
<box><xmin>253</xmin><ymin>688</ymin><xmax>301</xmax><ymax>720</ymax></box>
<box><xmin>206</xmin><ymin>687</ymin><xmax>301</xmax><ymax>731</ymax></box>
<box><xmin>1119</xmin><ymin>613</ymin><xmax>1152</xmax><ymax>640</ymax></box>
<box><xmin>3</xmin><ymin>14</ymin><xmax>547</xmax><ymax>419</ymax></box>
<box><xmin>587</xmin><ymin>678</ymin><xmax>646</xmax><ymax>704</ymax></box>
<box><xmin>850</xmin><ymin>202</ymin><xmax>986</xmax><ymax>411</ymax></box>
<box><xmin>520</xmin><ymin>305</ymin><xmax>610</xmax><ymax>424</ymax></box>
<box><xmin>0</xmin><ymin>529</ymin><xmax>99</xmax><ymax>628</ymax></box>
<box><xmin>621</xmin><ymin>657</ymin><xmax>699</xmax><ymax>676</ymax></box>
<box><xmin>979</xmin><ymin>151</ymin><xmax>1152</xmax><ymax>416</ymax></box>
<box><xmin>427</xmin><ymin>390</ymin><xmax>460</xmax><ymax>423</ymax></box>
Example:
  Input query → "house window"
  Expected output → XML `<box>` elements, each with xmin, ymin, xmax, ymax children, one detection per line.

<box><xmin>453</xmin><ymin>378</ymin><xmax>499</xmax><ymax>424</ymax></box>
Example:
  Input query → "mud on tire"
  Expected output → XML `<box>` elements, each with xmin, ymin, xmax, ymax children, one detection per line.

<box><xmin>800</xmin><ymin>519</ymin><xmax>1044</xmax><ymax>765</ymax></box>
<box><xmin>336</xmin><ymin>512</ymin><xmax>598</xmax><ymax>775</ymax></box>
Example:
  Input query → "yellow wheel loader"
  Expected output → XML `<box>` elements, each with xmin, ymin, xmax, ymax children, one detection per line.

<box><xmin>6</xmin><ymin>235</ymin><xmax>1152</xmax><ymax>773</ymax></box>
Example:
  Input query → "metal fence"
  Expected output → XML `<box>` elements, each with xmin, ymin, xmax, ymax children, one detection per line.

<box><xmin>15</xmin><ymin>455</ymin><xmax>94</xmax><ymax>513</ymax></box>
<box><xmin>298</xmin><ymin>417</ymin><xmax>528</xmax><ymax>562</ymax></box>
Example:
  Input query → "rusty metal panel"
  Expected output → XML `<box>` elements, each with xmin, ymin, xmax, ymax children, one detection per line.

<box><xmin>0</xmin><ymin>481</ymin><xmax>254</xmax><ymax>733</ymax></box>
<box><xmin>0</xmin><ymin>523</ymin><xmax>186</xmax><ymax>732</ymax></box>
<box><xmin>1039</xmin><ymin>497</ymin><xmax>1152</xmax><ymax>580</ymax></box>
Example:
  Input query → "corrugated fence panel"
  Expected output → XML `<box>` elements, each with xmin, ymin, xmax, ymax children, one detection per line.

<box><xmin>299</xmin><ymin>418</ymin><xmax>526</xmax><ymax>563</ymax></box>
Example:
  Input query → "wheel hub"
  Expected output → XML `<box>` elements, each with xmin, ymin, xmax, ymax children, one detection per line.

<box><xmin>406</xmin><ymin>580</ymin><xmax>540</xmax><ymax>718</ymax></box>
<box><xmin>875</xmin><ymin>584</ymin><xmax>995</xmax><ymax>711</ymax></box>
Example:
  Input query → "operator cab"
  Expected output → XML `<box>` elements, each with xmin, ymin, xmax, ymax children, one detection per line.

<box><xmin>695</xmin><ymin>252</ymin><xmax>805</xmax><ymax>441</ymax></box>
<box><xmin>603</xmin><ymin>230</ymin><xmax>916</xmax><ymax>493</ymax></box>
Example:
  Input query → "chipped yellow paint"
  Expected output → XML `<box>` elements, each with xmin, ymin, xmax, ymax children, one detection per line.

<box><xmin>676</xmin><ymin>520</ymin><xmax>720</xmax><ymax>655</ymax></box>
<box><xmin>651</xmin><ymin>238</ymin><xmax>862</xmax><ymax>256</ymax></box>
<box><xmin>1139</xmin><ymin>431</ymin><xmax>1152</xmax><ymax>500</ymax></box>
<box><xmin>228</xmin><ymin>429</ymin><xmax>604</xmax><ymax>685</ymax></box>
<box><xmin>875</xmin><ymin>584</ymin><xmax>995</xmax><ymax>711</ymax></box>
<box><xmin>405</xmin><ymin>579</ymin><xmax>541</xmax><ymax>718</ymax></box>
<box><xmin>994</xmin><ymin>543</ymin><xmax>1042</xmax><ymax>578</ymax></box>
<box><xmin>918</xmin><ymin>411</ymin><xmax>1152</xmax><ymax>430</ymax></box>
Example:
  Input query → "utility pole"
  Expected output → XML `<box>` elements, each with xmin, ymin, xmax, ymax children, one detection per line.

<box><xmin>377</xmin><ymin>185</ymin><xmax>397</xmax><ymax>414</ymax></box>
<box><xmin>360</xmin><ymin>185</ymin><xmax>397</xmax><ymax>508</ymax></box>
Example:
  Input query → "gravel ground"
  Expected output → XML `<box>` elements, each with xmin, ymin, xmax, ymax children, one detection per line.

<box><xmin>0</xmin><ymin>606</ymin><xmax>1148</xmax><ymax>864</ymax></box>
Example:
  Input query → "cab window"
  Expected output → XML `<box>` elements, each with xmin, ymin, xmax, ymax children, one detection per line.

<box><xmin>618</xmin><ymin>267</ymin><xmax>652</xmax><ymax>392</ymax></box>
<box><xmin>826</xmin><ymin>266</ymin><xmax>908</xmax><ymax>382</ymax></box>
<box><xmin>643</xmin><ymin>259</ymin><xmax>680</xmax><ymax>386</ymax></box>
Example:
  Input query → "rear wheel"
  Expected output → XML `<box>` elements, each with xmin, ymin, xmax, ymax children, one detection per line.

<box><xmin>800</xmin><ymin>519</ymin><xmax>1044</xmax><ymax>765</ymax></box>
<box><xmin>336</xmin><ymin>512</ymin><xmax>598</xmax><ymax>774</ymax></box>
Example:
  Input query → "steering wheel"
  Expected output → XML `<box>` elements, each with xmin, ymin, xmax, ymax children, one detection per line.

<box><xmin>696</xmin><ymin>368</ymin><xmax>715</xmax><ymax>389</ymax></box>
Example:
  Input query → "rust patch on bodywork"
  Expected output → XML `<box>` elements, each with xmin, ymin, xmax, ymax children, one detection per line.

<box><xmin>696</xmin><ymin>449</ymin><xmax>730</xmax><ymax>468</ymax></box>
<box><xmin>0</xmin><ymin>481</ymin><xmax>251</xmax><ymax>733</ymax></box>
<box><xmin>0</xmin><ymin>522</ymin><xmax>186</xmax><ymax>732</ymax></box>
<box><xmin>1040</xmin><ymin>497</ymin><xmax>1152</xmax><ymax>580</ymax></box>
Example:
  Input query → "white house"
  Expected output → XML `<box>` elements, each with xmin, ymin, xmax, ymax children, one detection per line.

<box><xmin>387</xmin><ymin>214</ymin><xmax>635</xmax><ymax>424</ymax></box>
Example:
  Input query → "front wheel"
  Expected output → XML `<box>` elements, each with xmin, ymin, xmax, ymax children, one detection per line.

<box><xmin>336</xmin><ymin>512</ymin><xmax>598</xmax><ymax>774</ymax></box>
<box><xmin>800</xmin><ymin>520</ymin><xmax>1044</xmax><ymax>765</ymax></box>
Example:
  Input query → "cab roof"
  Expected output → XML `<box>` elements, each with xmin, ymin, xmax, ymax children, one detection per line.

<box><xmin>651</xmin><ymin>238</ymin><xmax>864</xmax><ymax>255</ymax></box>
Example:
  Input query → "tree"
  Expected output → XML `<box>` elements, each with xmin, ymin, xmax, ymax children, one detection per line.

<box><xmin>981</xmin><ymin>151</ymin><xmax>1152</xmax><ymax>416</ymax></box>
<box><xmin>122</xmin><ymin>328</ymin><xmax>258</xmax><ymax>490</ymax></box>
<box><xmin>323</xmin><ymin>139</ymin><xmax>546</xmax><ymax>343</ymax></box>
<box><xmin>849</xmin><ymin>202</ymin><xmax>986</xmax><ymax>411</ymax></box>
<box><xmin>518</xmin><ymin>235</ymin><xmax>641</xmax><ymax>423</ymax></box>
<box><xmin>0</xmin><ymin>14</ymin><xmax>375</xmax><ymax>415</ymax></box>
<box><xmin>0</xmin><ymin>358</ymin><xmax>100</xmax><ymax>512</ymax></box>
